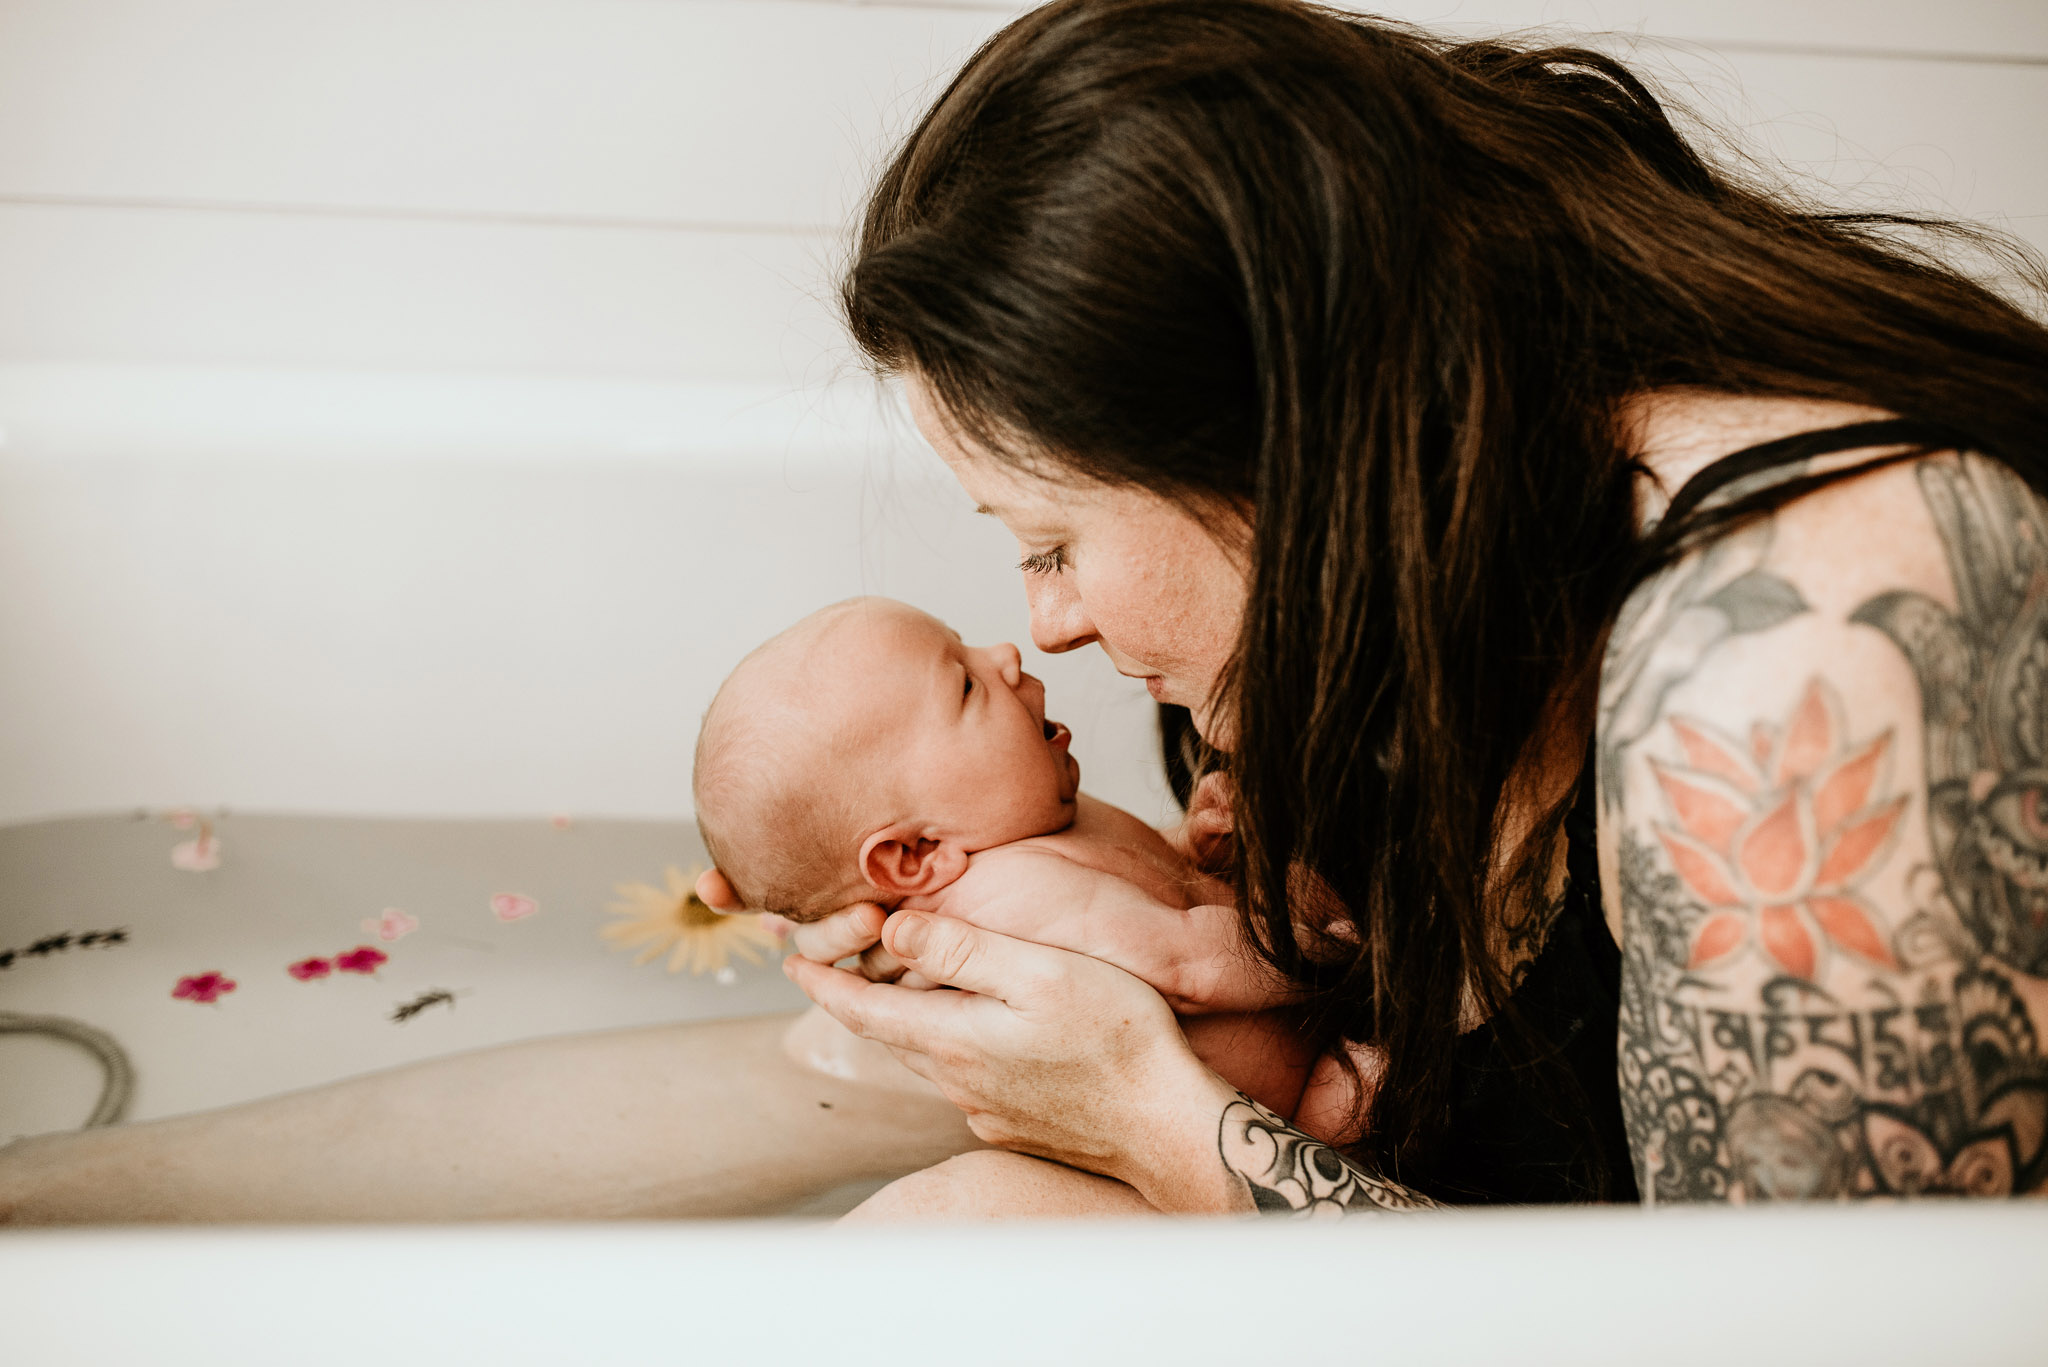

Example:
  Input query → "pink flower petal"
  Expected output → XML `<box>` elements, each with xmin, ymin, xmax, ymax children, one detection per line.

<box><xmin>334</xmin><ymin>946</ymin><xmax>388</xmax><ymax>974</ymax></box>
<box><xmin>490</xmin><ymin>893</ymin><xmax>539</xmax><ymax>922</ymax></box>
<box><xmin>173</xmin><ymin>971</ymin><xmax>237</xmax><ymax>1004</ymax></box>
<box><xmin>362</xmin><ymin>908</ymin><xmax>419</xmax><ymax>942</ymax></box>
<box><xmin>287</xmin><ymin>956</ymin><xmax>332</xmax><ymax>981</ymax></box>
<box><xmin>170</xmin><ymin>836</ymin><xmax>222</xmax><ymax>872</ymax></box>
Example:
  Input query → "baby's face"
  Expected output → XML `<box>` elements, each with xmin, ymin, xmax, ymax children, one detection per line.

<box><xmin>830</xmin><ymin>602</ymin><xmax>1080</xmax><ymax>847</ymax></box>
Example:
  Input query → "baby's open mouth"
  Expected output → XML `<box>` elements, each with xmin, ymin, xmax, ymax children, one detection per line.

<box><xmin>1044</xmin><ymin>719</ymin><xmax>1071</xmax><ymax>746</ymax></box>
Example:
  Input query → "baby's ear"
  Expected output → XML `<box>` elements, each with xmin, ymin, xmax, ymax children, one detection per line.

<box><xmin>859</xmin><ymin>826</ymin><xmax>969</xmax><ymax>899</ymax></box>
<box><xmin>695</xmin><ymin>867</ymin><xmax>745</xmax><ymax>912</ymax></box>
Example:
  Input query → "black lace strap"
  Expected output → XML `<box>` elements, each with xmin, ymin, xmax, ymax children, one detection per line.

<box><xmin>1658</xmin><ymin>418</ymin><xmax>1977</xmax><ymax>530</ymax></box>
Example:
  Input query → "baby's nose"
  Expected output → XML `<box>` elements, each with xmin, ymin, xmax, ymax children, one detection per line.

<box><xmin>993</xmin><ymin>642</ymin><xmax>1023</xmax><ymax>685</ymax></box>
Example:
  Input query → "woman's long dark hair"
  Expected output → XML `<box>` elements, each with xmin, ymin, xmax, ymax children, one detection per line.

<box><xmin>840</xmin><ymin>0</ymin><xmax>2048</xmax><ymax>1194</ymax></box>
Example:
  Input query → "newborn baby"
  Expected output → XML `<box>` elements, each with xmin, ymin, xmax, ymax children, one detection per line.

<box><xmin>692</xmin><ymin>596</ymin><xmax>1316</xmax><ymax>1120</ymax></box>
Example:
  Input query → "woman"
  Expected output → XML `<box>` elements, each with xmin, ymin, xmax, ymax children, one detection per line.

<box><xmin>5</xmin><ymin>0</ymin><xmax>2045</xmax><ymax>1220</ymax></box>
<box><xmin>774</xmin><ymin>0</ymin><xmax>2048</xmax><ymax>1213</ymax></box>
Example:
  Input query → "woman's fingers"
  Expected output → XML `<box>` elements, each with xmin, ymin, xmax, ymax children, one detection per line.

<box><xmin>881</xmin><ymin>914</ymin><xmax>1060</xmax><ymax>1004</ymax></box>
<box><xmin>784</xmin><ymin>903</ymin><xmax>888</xmax><ymax>965</ymax></box>
<box><xmin>782</xmin><ymin>955</ymin><xmax>974</xmax><ymax>1053</ymax></box>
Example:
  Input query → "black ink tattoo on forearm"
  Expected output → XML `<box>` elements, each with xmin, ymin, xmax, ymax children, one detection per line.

<box><xmin>1218</xmin><ymin>1095</ymin><xmax>1439</xmax><ymax>1215</ymax></box>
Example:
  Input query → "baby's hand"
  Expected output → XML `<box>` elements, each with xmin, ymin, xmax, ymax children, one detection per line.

<box><xmin>934</xmin><ymin>847</ymin><xmax>1290</xmax><ymax>1014</ymax></box>
<box><xmin>715</xmin><ymin>879</ymin><xmax>941</xmax><ymax>991</ymax></box>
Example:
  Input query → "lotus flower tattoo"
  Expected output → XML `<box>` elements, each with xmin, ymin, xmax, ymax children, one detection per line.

<box><xmin>1653</xmin><ymin>679</ymin><xmax>1907</xmax><ymax>981</ymax></box>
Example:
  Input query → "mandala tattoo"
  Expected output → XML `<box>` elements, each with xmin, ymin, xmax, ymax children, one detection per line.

<box><xmin>1218</xmin><ymin>1095</ymin><xmax>1440</xmax><ymax>1216</ymax></box>
<box><xmin>1853</xmin><ymin>458</ymin><xmax>2048</xmax><ymax>977</ymax></box>
<box><xmin>1611</xmin><ymin>454</ymin><xmax>2048</xmax><ymax>1203</ymax></box>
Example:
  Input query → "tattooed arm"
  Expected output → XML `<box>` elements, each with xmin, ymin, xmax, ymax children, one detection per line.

<box><xmin>1601</xmin><ymin>450</ymin><xmax>2048</xmax><ymax>1202</ymax></box>
<box><xmin>1215</xmin><ymin>1093</ymin><xmax>1440</xmax><ymax>1214</ymax></box>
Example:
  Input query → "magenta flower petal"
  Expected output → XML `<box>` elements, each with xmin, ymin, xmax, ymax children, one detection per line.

<box><xmin>173</xmin><ymin>971</ymin><xmax>237</xmax><ymax>1004</ymax></box>
<box><xmin>334</xmin><ymin>945</ymin><xmax>388</xmax><ymax>974</ymax></box>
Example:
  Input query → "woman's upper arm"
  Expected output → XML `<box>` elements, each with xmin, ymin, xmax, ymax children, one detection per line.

<box><xmin>1597</xmin><ymin>452</ymin><xmax>2048</xmax><ymax>1203</ymax></box>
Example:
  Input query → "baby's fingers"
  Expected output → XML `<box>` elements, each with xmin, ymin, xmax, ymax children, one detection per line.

<box><xmin>858</xmin><ymin>941</ymin><xmax>909</xmax><ymax>983</ymax></box>
<box><xmin>786</xmin><ymin>903</ymin><xmax>888</xmax><ymax>965</ymax></box>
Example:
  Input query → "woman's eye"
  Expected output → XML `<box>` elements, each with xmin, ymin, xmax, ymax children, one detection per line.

<box><xmin>1017</xmin><ymin>546</ymin><xmax>1067</xmax><ymax>575</ymax></box>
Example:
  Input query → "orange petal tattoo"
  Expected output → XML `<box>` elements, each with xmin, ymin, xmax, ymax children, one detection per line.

<box><xmin>1658</xmin><ymin>829</ymin><xmax>1744</xmax><ymax>907</ymax></box>
<box><xmin>1652</xmin><ymin>763</ymin><xmax>1750</xmax><ymax>850</ymax></box>
<box><xmin>1738</xmin><ymin>791</ymin><xmax>1808</xmax><ymax>899</ymax></box>
<box><xmin>1807</xmin><ymin>895</ymin><xmax>1899</xmax><ymax>969</ymax></box>
<box><xmin>1815</xmin><ymin>797</ymin><xmax>1908</xmax><ymax>889</ymax></box>
<box><xmin>1758</xmin><ymin>903</ymin><xmax>1818</xmax><ymax>979</ymax></box>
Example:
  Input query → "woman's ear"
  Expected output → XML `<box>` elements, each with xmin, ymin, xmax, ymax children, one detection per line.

<box><xmin>695</xmin><ymin>867</ymin><xmax>744</xmax><ymax>912</ymax></box>
<box><xmin>858</xmin><ymin>826</ymin><xmax>969</xmax><ymax>899</ymax></box>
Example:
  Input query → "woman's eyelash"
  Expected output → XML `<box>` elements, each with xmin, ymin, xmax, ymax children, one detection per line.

<box><xmin>1017</xmin><ymin>547</ymin><xmax>1067</xmax><ymax>575</ymax></box>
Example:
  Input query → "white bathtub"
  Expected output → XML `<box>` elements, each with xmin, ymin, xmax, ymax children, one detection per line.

<box><xmin>6</xmin><ymin>1204</ymin><xmax>2045</xmax><ymax>1364</ymax></box>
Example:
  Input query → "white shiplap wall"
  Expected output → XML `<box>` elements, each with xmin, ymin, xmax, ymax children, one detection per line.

<box><xmin>0</xmin><ymin>0</ymin><xmax>2042</xmax><ymax>824</ymax></box>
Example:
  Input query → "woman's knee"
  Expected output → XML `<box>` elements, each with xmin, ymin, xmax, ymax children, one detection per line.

<box><xmin>842</xmin><ymin>1149</ymin><xmax>1154</xmax><ymax>1222</ymax></box>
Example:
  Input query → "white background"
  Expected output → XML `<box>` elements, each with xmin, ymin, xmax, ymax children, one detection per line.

<box><xmin>0</xmin><ymin>0</ymin><xmax>2043</xmax><ymax>827</ymax></box>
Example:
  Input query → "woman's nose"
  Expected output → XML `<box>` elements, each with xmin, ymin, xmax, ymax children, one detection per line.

<box><xmin>1025</xmin><ymin>574</ymin><xmax>1095</xmax><ymax>655</ymax></box>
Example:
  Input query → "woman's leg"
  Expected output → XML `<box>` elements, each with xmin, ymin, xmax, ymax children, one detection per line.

<box><xmin>0</xmin><ymin>1010</ymin><xmax>978</xmax><ymax>1223</ymax></box>
<box><xmin>842</xmin><ymin>1149</ymin><xmax>1159</xmax><ymax>1221</ymax></box>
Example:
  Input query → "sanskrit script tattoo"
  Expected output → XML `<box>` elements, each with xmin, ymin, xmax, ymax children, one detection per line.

<box><xmin>1218</xmin><ymin>1095</ymin><xmax>1440</xmax><ymax>1216</ymax></box>
<box><xmin>1612</xmin><ymin>456</ymin><xmax>2048</xmax><ymax>1202</ymax></box>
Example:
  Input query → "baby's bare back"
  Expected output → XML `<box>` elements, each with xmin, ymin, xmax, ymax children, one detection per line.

<box><xmin>921</xmin><ymin>794</ymin><xmax>1315</xmax><ymax>1121</ymax></box>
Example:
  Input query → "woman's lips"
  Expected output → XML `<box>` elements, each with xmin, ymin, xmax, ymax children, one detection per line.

<box><xmin>1144</xmin><ymin>676</ymin><xmax>1167</xmax><ymax>701</ymax></box>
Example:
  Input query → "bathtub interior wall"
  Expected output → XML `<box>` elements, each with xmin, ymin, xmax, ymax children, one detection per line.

<box><xmin>0</xmin><ymin>375</ymin><xmax>1178</xmax><ymax>828</ymax></box>
<box><xmin>0</xmin><ymin>0</ymin><xmax>2042</xmax><ymax>827</ymax></box>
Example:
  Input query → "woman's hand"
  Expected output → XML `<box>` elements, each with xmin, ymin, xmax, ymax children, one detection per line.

<box><xmin>917</xmin><ymin>846</ymin><xmax>1288</xmax><ymax>1014</ymax></box>
<box><xmin>784</xmin><ymin>910</ymin><xmax>1224</xmax><ymax>1188</ymax></box>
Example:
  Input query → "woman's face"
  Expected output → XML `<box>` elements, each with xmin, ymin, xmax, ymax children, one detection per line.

<box><xmin>905</xmin><ymin>376</ymin><xmax>1249</xmax><ymax>740</ymax></box>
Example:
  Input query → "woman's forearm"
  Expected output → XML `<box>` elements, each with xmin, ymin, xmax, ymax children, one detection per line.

<box><xmin>0</xmin><ymin>1011</ymin><xmax>977</xmax><ymax>1224</ymax></box>
<box><xmin>1130</xmin><ymin>1067</ymin><xmax>1439</xmax><ymax>1215</ymax></box>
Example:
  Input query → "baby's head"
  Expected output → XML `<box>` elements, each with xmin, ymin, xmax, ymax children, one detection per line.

<box><xmin>693</xmin><ymin>598</ymin><xmax>1080</xmax><ymax>920</ymax></box>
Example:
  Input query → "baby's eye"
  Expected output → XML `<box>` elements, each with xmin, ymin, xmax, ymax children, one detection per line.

<box><xmin>963</xmin><ymin>670</ymin><xmax>974</xmax><ymax>698</ymax></box>
<box><xmin>1018</xmin><ymin>546</ymin><xmax>1067</xmax><ymax>575</ymax></box>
